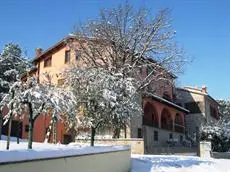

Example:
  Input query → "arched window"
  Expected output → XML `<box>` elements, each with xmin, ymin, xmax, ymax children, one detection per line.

<box><xmin>143</xmin><ymin>102</ymin><xmax>159</xmax><ymax>127</ymax></box>
<box><xmin>161</xmin><ymin>109</ymin><xmax>173</xmax><ymax>130</ymax></box>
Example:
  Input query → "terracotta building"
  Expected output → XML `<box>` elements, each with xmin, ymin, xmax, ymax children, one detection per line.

<box><xmin>2</xmin><ymin>35</ymin><xmax>190</xmax><ymax>147</ymax></box>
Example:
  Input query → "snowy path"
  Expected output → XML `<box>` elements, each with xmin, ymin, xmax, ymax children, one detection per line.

<box><xmin>131</xmin><ymin>154</ymin><xmax>230</xmax><ymax>172</ymax></box>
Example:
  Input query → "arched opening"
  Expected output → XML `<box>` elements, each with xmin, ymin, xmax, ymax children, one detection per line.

<box><xmin>174</xmin><ymin>113</ymin><xmax>184</xmax><ymax>133</ymax></box>
<box><xmin>143</xmin><ymin>102</ymin><xmax>159</xmax><ymax>128</ymax></box>
<box><xmin>161</xmin><ymin>108</ymin><xmax>173</xmax><ymax>130</ymax></box>
<box><xmin>163</xmin><ymin>91</ymin><xmax>171</xmax><ymax>101</ymax></box>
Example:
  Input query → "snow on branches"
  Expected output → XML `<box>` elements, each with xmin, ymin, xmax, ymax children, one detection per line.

<box><xmin>69</xmin><ymin>2</ymin><xmax>188</xmax><ymax>93</ymax></box>
<box><xmin>0</xmin><ymin>43</ymin><xmax>29</xmax><ymax>100</ymax></box>
<box><xmin>64</xmin><ymin>66</ymin><xmax>142</xmax><ymax>142</ymax></box>
<box><xmin>0</xmin><ymin>74</ymin><xmax>77</xmax><ymax>149</ymax></box>
<box><xmin>201</xmin><ymin>117</ymin><xmax>230</xmax><ymax>152</ymax></box>
<box><xmin>217</xmin><ymin>99</ymin><xmax>230</xmax><ymax>117</ymax></box>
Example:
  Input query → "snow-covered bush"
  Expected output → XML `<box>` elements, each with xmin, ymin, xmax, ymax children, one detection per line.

<box><xmin>201</xmin><ymin>118</ymin><xmax>230</xmax><ymax>152</ymax></box>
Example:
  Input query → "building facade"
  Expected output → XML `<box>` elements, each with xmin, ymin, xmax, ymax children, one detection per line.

<box><xmin>176</xmin><ymin>86</ymin><xmax>219</xmax><ymax>144</ymax></box>
<box><xmin>1</xmin><ymin>36</ymin><xmax>191</xmax><ymax>148</ymax></box>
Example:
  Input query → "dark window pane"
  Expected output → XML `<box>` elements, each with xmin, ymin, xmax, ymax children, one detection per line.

<box><xmin>154</xmin><ymin>131</ymin><xmax>158</xmax><ymax>141</ymax></box>
<box><xmin>137</xmin><ymin>128</ymin><xmax>142</xmax><ymax>138</ymax></box>
<box><xmin>65</xmin><ymin>50</ymin><xmax>71</xmax><ymax>63</ymax></box>
<box><xmin>169</xmin><ymin>133</ymin><xmax>173</xmax><ymax>139</ymax></box>
<box><xmin>44</xmin><ymin>56</ymin><xmax>52</xmax><ymax>67</ymax></box>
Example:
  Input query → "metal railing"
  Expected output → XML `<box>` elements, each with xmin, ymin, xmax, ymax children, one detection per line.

<box><xmin>174</xmin><ymin>124</ymin><xmax>184</xmax><ymax>133</ymax></box>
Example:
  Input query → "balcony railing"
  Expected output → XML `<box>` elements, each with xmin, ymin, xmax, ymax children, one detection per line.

<box><xmin>161</xmin><ymin>123</ymin><xmax>173</xmax><ymax>131</ymax></box>
<box><xmin>142</xmin><ymin>119</ymin><xmax>159</xmax><ymax>128</ymax></box>
<box><xmin>174</xmin><ymin>124</ymin><xmax>184</xmax><ymax>133</ymax></box>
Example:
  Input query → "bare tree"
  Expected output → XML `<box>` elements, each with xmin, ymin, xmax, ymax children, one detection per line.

<box><xmin>70</xmin><ymin>2</ymin><xmax>187</xmax><ymax>94</ymax></box>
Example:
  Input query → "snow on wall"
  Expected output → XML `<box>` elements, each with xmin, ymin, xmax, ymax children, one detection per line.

<box><xmin>0</xmin><ymin>140</ymin><xmax>130</xmax><ymax>164</ymax></box>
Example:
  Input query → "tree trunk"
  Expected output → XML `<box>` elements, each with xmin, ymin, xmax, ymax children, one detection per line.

<box><xmin>0</xmin><ymin>116</ymin><xmax>2</xmax><ymax>140</ymax></box>
<box><xmin>124</xmin><ymin>124</ymin><xmax>127</xmax><ymax>138</ymax></box>
<box><xmin>16</xmin><ymin>117</ymin><xmax>20</xmax><ymax>144</ymax></box>
<box><xmin>90</xmin><ymin>126</ymin><xmax>96</xmax><ymax>146</ymax></box>
<box><xmin>52</xmin><ymin>117</ymin><xmax>57</xmax><ymax>144</ymax></box>
<box><xmin>69</xmin><ymin>126</ymin><xmax>77</xmax><ymax>143</ymax></box>
<box><xmin>113</xmin><ymin>127</ymin><xmax>120</xmax><ymax>138</ymax></box>
<box><xmin>28</xmin><ymin>103</ymin><xmax>34</xmax><ymax>149</ymax></box>
<box><xmin>6</xmin><ymin>117</ymin><xmax>12</xmax><ymax>150</ymax></box>
<box><xmin>6</xmin><ymin>91</ymin><xmax>15</xmax><ymax>150</ymax></box>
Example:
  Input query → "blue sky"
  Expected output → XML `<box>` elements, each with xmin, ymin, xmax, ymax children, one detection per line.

<box><xmin>0</xmin><ymin>0</ymin><xmax>229</xmax><ymax>100</ymax></box>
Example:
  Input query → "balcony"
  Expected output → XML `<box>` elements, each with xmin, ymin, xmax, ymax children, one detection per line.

<box><xmin>142</xmin><ymin>118</ymin><xmax>158</xmax><ymax>128</ymax></box>
<box><xmin>161</xmin><ymin>123</ymin><xmax>173</xmax><ymax>131</ymax></box>
<box><xmin>174</xmin><ymin>124</ymin><xmax>184</xmax><ymax>133</ymax></box>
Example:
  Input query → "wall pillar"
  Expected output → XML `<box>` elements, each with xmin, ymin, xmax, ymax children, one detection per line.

<box><xmin>172</xmin><ymin>113</ymin><xmax>175</xmax><ymax>132</ymax></box>
<box><xmin>198</xmin><ymin>141</ymin><xmax>212</xmax><ymax>158</ymax></box>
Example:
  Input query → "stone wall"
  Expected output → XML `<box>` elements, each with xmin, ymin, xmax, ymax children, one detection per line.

<box><xmin>143</xmin><ymin>125</ymin><xmax>185</xmax><ymax>153</ymax></box>
<box><xmin>76</xmin><ymin>138</ymin><xmax>144</xmax><ymax>154</ymax></box>
<box><xmin>212</xmin><ymin>152</ymin><xmax>230</xmax><ymax>159</ymax></box>
<box><xmin>0</xmin><ymin>148</ymin><xmax>131</xmax><ymax>172</ymax></box>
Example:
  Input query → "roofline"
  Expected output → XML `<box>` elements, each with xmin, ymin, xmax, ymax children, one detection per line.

<box><xmin>206</xmin><ymin>95</ymin><xmax>220</xmax><ymax>106</ymax></box>
<box><xmin>31</xmin><ymin>35</ymin><xmax>176</xmax><ymax>80</ymax></box>
<box><xmin>144</xmin><ymin>94</ymin><xmax>189</xmax><ymax>113</ymax></box>
<box><xmin>32</xmin><ymin>35</ymin><xmax>76</xmax><ymax>64</ymax></box>
<box><xmin>177</xmin><ymin>87</ymin><xmax>220</xmax><ymax>106</ymax></box>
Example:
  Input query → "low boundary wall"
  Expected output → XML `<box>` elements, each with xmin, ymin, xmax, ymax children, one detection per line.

<box><xmin>0</xmin><ymin>148</ymin><xmax>131</xmax><ymax>172</ymax></box>
<box><xmin>147</xmin><ymin>146</ymin><xmax>197</xmax><ymax>155</ymax></box>
<box><xmin>76</xmin><ymin>138</ymin><xmax>144</xmax><ymax>154</ymax></box>
<box><xmin>212</xmin><ymin>152</ymin><xmax>230</xmax><ymax>159</ymax></box>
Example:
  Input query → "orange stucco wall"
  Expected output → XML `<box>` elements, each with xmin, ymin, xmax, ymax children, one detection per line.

<box><xmin>37</xmin><ymin>43</ymin><xmax>84</xmax><ymax>85</ymax></box>
<box><xmin>1</xmin><ymin>107</ymin><xmax>68</xmax><ymax>143</ymax></box>
<box><xmin>143</xmin><ymin>98</ymin><xmax>185</xmax><ymax>129</ymax></box>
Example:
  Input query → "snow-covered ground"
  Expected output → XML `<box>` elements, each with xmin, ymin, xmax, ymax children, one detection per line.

<box><xmin>0</xmin><ymin>138</ymin><xmax>129</xmax><ymax>163</ymax></box>
<box><xmin>132</xmin><ymin>154</ymin><xmax>230</xmax><ymax>172</ymax></box>
<box><xmin>1</xmin><ymin>136</ymin><xmax>230</xmax><ymax>171</ymax></box>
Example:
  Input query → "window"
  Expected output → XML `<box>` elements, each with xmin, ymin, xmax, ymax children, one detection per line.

<box><xmin>210</xmin><ymin>105</ymin><xmax>218</xmax><ymax>119</ymax></box>
<box><xmin>185</xmin><ymin>102</ymin><xmax>201</xmax><ymax>113</ymax></box>
<box><xmin>25</xmin><ymin>125</ymin><xmax>29</xmax><ymax>132</ymax></box>
<box><xmin>58</xmin><ymin>79</ymin><xmax>65</xmax><ymax>86</ymax></box>
<box><xmin>44</xmin><ymin>56</ymin><xmax>52</xmax><ymax>67</ymax></box>
<box><xmin>154</xmin><ymin>131</ymin><xmax>158</xmax><ymax>141</ymax></box>
<box><xmin>75</xmin><ymin>50</ymin><xmax>81</xmax><ymax>60</ymax></box>
<box><xmin>169</xmin><ymin>133</ymin><xmax>173</xmax><ymax>139</ymax></box>
<box><xmin>137</xmin><ymin>128</ymin><xmax>142</xmax><ymax>138</ymax></box>
<box><xmin>65</xmin><ymin>50</ymin><xmax>71</xmax><ymax>63</ymax></box>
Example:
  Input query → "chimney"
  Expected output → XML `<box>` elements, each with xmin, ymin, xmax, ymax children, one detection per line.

<box><xmin>35</xmin><ymin>48</ymin><xmax>43</xmax><ymax>57</ymax></box>
<box><xmin>201</xmin><ymin>85</ymin><xmax>207</xmax><ymax>93</ymax></box>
